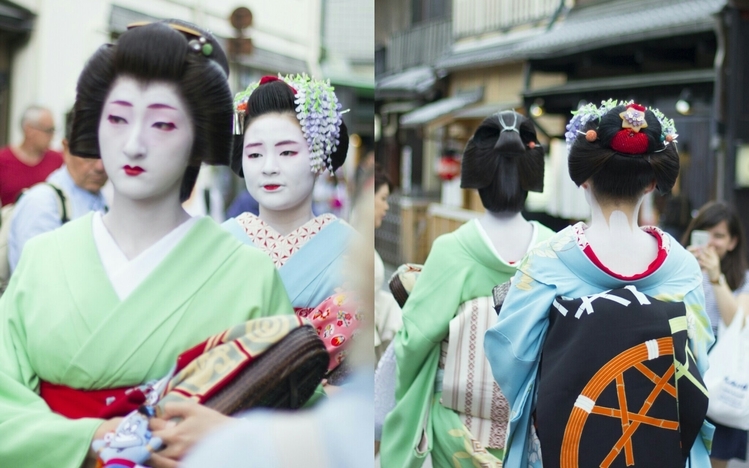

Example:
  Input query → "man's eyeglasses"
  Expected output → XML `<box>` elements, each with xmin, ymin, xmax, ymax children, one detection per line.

<box><xmin>29</xmin><ymin>124</ymin><xmax>55</xmax><ymax>135</ymax></box>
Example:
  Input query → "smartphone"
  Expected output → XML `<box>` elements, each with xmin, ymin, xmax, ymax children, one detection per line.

<box><xmin>690</xmin><ymin>230</ymin><xmax>710</xmax><ymax>248</ymax></box>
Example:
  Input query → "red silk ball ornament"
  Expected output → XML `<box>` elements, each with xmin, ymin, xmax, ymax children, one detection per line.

<box><xmin>610</xmin><ymin>129</ymin><xmax>649</xmax><ymax>154</ymax></box>
<box><xmin>585</xmin><ymin>130</ymin><xmax>598</xmax><ymax>142</ymax></box>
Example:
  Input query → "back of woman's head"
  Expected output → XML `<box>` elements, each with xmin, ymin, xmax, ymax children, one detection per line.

<box><xmin>69</xmin><ymin>20</ymin><xmax>233</xmax><ymax>200</ymax></box>
<box><xmin>461</xmin><ymin>110</ymin><xmax>544</xmax><ymax>212</ymax></box>
<box><xmin>682</xmin><ymin>201</ymin><xmax>748</xmax><ymax>290</ymax></box>
<box><xmin>374</xmin><ymin>164</ymin><xmax>392</xmax><ymax>193</ymax></box>
<box><xmin>567</xmin><ymin>101</ymin><xmax>679</xmax><ymax>203</ymax></box>
<box><xmin>230</xmin><ymin>75</ymin><xmax>349</xmax><ymax>177</ymax></box>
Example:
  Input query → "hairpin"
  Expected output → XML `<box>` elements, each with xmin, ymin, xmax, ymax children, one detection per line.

<box><xmin>127</xmin><ymin>21</ymin><xmax>213</xmax><ymax>57</ymax></box>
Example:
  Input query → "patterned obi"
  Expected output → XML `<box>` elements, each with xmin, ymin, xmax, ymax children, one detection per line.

<box><xmin>536</xmin><ymin>286</ymin><xmax>708</xmax><ymax>468</ymax></box>
<box><xmin>436</xmin><ymin>296</ymin><xmax>510</xmax><ymax>450</ymax></box>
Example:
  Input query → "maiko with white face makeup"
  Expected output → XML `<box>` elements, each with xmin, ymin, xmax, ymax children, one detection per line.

<box><xmin>0</xmin><ymin>20</ymin><xmax>296</xmax><ymax>468</ymax></box>
<box><xmin>224</xmin><ymin>75</ymin><xmax>361</xmax><ymax>384</ymax></box>
<box><xmin>99</xmin><ymin>76</ymin><xmax>194</xmax><ymax>204</ymax></box>
<box><xmin>241</xmin><ymin>112</ymin><xmax>315</xmax><ymax>214</ymax></box>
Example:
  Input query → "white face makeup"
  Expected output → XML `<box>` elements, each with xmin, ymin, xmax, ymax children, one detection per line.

<box><xmin>242</xmin><ymin>113</ymin><xmax>316</xmax><ymax>213</ymax></box>
<box><xmin>98</xmin><ymin>76</ymin><xmax>194</xmax><ymax>203</ymax></box>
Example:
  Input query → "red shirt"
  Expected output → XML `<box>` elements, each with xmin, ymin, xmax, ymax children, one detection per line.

<box><xmin>0</xmin><ymin>146</ymin><xmax>63</xmax><ymax>206</ymax></box>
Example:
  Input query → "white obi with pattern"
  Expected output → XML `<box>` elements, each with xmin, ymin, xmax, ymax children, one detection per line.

<box><xmin>437</xmin><ymin>296</ymin><xmax>510</xmax><ymax>450</ymax></box>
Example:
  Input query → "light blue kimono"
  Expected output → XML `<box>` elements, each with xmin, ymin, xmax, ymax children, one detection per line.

<box><xmin>222</xmin><ymin>215</ymin><xmax>354</xmax><ymax>309</ymax></box>
<box><xmin>484</xmin><ymin>224</ymin><xmax>715</xmax><ymax>468</ymax></box>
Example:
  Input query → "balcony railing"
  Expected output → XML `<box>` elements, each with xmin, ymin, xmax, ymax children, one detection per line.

<box><xmin>386</xmin><ymin>18</ymin><xmax>452</xmax><ymax>73</ymax></box>
<box><xmin>453</xmin><ymin>0</ymin><xmax>560</xmax><ymax>38</ymax></box>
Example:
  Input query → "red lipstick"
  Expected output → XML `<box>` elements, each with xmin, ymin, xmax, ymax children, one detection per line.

<box><xmin>124</xmin><ymin>165</ymin><xmax>145</xmax><ymax>176</ymax></box>
<box><xmin>264</xmin><ymin>184</ymin><xmax>281</xmax><ymax>191</ymax></box>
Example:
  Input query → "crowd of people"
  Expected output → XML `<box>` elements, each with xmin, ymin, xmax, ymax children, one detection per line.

<box><xmin>375</xmin><ymin>103</ymin><xmax>749</xmax><ymax>468</ymax></box>
<box><xmin>0</xmin><ymin>14</ymin><xmax>747</xmax><ymax>468</ymax></box>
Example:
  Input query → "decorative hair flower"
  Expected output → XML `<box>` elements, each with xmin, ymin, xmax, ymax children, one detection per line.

<box><xmin>233</xmin><ymin>73</ymin><xmax>348</xmax><ymax>174</ymax></box>
<box><xmin>564</xmin><ymin>99</ymin><xmax>678</xmax><ymax>153</ymax></box>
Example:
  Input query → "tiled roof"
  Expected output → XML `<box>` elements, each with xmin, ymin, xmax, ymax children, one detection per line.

<box><xmin>400</xmin><ymin>88</ymin><xmax>483</xmax><ymax>127</ymax></box>
<box><xmin>437</xmin><ymin>0</ymin><xmax>726</xmax><ymax>70</ymax></box>
<box><xmin>376</xmin><ymin>66</ymin><xmax>436</xmax><ymax>94</ymax></box>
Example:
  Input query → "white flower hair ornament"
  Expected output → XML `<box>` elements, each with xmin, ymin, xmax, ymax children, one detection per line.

<box><xmin>233</xmin><ymin>74</ymin><xmax>349</xmax><ymax>174</ymax></box>
<box><xmin>564</xmin><ymin>99</ymin><xmax>678</xmax><ymax>153</ymax></box>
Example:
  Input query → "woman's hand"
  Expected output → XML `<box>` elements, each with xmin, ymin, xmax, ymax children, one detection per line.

<box><xmin>688</xmin><ymin>245</ymin><xmax>722</xmax><ymax>282</ymax></box>
<box><xmin>146</xmin><ymin>402</ymin><xmax>234</xmax><ymax>468</ymax></box>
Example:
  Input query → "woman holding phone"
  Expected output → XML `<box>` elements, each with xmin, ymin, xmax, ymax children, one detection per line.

<box><xmin>683</xmin><ymin>201</ymin><xmax>749</xmax><ymax>468</ymax></box>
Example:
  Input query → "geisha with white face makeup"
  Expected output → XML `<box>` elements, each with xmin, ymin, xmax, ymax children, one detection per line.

<box><xmin>0</xmin><ymin>20</ymin><xmax>295</xmax><ymax>468</ymax></box>
<box><xmin>224</xmin><ymin>75</ymin><xmax>362</xmax><ymax>384</ymax></box>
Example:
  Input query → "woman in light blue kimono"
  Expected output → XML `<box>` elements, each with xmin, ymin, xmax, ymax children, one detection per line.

<box><xmin>223</xmin><ymin>76</ymin><xmax>360</xmax><ymax>382</ymax></box>
<box><xmin>485</xmin><ymin>101</ymin><xmax>714</xmax><ymax>468</ymax></box>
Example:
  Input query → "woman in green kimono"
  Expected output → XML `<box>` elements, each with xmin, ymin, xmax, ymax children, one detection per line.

<box><xmin>379</xmin><ymin>111</ymin><xmax>554</xmax><ymax>467</ymax></box>
<box><xmin>0</xmin><ymin>21</ymin><xmax>293</xmax><ymax>468</ymax></box>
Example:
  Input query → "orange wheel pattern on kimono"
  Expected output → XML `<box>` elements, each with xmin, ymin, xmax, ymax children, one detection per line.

<box><xmin>560</xmin><ymin>337</ymin><xmax>679</xmax><ymax>468</ymax></box>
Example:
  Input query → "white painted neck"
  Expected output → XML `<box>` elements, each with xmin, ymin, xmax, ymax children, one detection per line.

<box><xmin>584</xmin><ymin>187</ymin><xmax>658</xmax><ymax>276</ymax></box>
<box><xmin>478</xmin><ymin>210</ymin><xmax>534</xmax><ymax>263</ymax></box>
<box><xmin>102</xmin><ymin>190</ymin><xmax>190</xmax><ymax>260</ymax></box>
<box><xmin>258</xmin><ymin>191</ymin><xmax>316</xmax><ymax>236</ymax></box>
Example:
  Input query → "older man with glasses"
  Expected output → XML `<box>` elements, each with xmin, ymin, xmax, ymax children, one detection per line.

<box><xmin>0</xmin><ymin>105</ymin><xmax>63</xmax><ymax>206</ymax></box>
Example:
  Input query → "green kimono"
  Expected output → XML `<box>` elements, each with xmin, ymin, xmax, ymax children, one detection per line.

<box><xmin>380</xmin><ymin>219</ymin><xmax>554</xmax><ymax>468</ymax></box>
<box><xmin>0</xmin><ymin>213</ymin><xmax>293</xmax><ymax>467</ymax></box>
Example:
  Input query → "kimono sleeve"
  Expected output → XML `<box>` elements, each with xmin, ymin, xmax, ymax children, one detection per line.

<box><xmin>0</xmin><ymin>251</ymin><xmax>101</xmax><ymax>468</ymax></box>
<box><xmin>682</xmin><ymin>283</ymin><xmax>713</xmax><ymax>376</ymax></box>
<box><xmin>394</xmin><ymin>234</ymin><xmax>466</xmax><ymax>400</ymax></box>
<box><xmin>682</xmin><ymin>281</ymin><xmax>715</xmax><ymax>467</ymax></box>
<box><xmin>381</xmin><ymin>235</ymin><xmax>467</xmax><ymax>468</ymax></box>
<box><xmin>484</xmin><ymin>267</ymin><xmax>557</xmax><ymax>468</ymax></box>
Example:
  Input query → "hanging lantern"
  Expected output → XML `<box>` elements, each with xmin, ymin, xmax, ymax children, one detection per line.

<box><xmin>436</xmin><ymin>154</ymin><xmax>461</xmax><ymax>181</ymax></box>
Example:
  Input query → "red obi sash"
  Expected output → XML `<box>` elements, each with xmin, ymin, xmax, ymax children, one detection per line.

<box><xmin>39</xmin><ymin>381</ymin><xmax>147</xmax><ymax>420</ymax></box>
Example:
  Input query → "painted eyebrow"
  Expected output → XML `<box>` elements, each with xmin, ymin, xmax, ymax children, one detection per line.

<box><xmin>244</xmin><ymin>140</ymin><xmax>302</xmax><ymax>149</ymax></box>
<box><xmin>148</xmin><ymin>104</ymin><xmax>177</xmax><ymax>110</ymax></box>
<box><xmin>108</xmin><ymin>101</ymin><xmax>177</xmax><ymax>110</ymax></box>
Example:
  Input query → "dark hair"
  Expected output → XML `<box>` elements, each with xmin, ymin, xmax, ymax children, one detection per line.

<box><xmin>64</xmin><ymin>109</ymin><xmax>74</xmax><ymax>142</ymax></box>
<box><xmin>229</xmin><ymin>79</ymin><xmax>349</xmax><ymax>177</ymax></box>
<box><xmin>374</xmin><ymin>164</ymin><xmax>392</xmax><ymax>193</ymax></box>
<box><xmin>681</xmin><ymin>201</ymin><xmax>748</xmax><ymax>291</ymax></box>
<box><xmin>568</xmin><ymin>104</ymin><xmax>679</xmax><ymax>203</ymax></box>
<box><xmin>69</xmin><ymin>20</ymin><xmax>233</xmax><ymax>202</ymax></box>
<box><xmin>460</xmin><ymin>110</ymin><xmax>544</xmax><ymax>212</ymax></box>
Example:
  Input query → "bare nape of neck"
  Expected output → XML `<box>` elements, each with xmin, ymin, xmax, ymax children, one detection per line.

<box><xmin>584</xmin><ymin>191</ymin><xmax>658</xmax><ymax>276</ymax></box>
<box><xmin>478</xmin><ymin>210</ymin><xmax>533</xmax><ymax>263</ymax></box>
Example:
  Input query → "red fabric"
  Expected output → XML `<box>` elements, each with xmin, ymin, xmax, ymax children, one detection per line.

<box><xmin>40</xmin><ymin>381</ymin><xmax>145</xmax><ymax>419</ymax></box>
<box><xmin>610</xmin><ymin>129</ymin><xmax>649</xmax><ymax>154</ymax></box>
<box><xmin>258</xmin><ymin>75</ymin><xmax>297</xmax><ymax>94</ymax></box>
<box><xmin>0</xmin><ymin>147</ymin><xmax>63</xmax><ymax>205</ymax></box>
<box><xmin>582</xmin><ymin>229</ymin><xmax>667</xmax><ymax>281</ymax></box>
<box><xmin>174</xmin><ymin>340</ymin><xmax>209</xmax><ymax>374</ymax></box>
